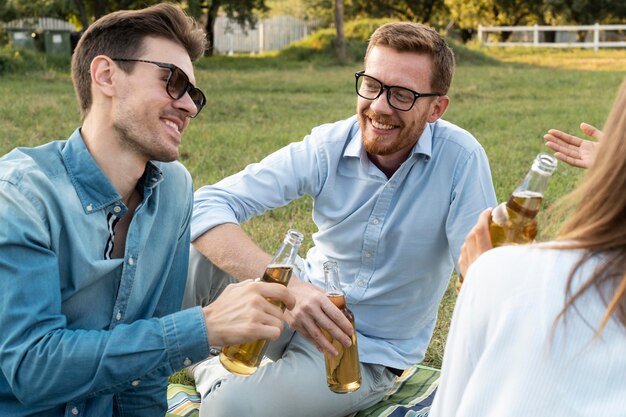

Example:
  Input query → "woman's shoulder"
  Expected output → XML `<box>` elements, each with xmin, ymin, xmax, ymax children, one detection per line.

<box><xmin>466</xmin><ymin>243</ymin><xmax>586</xmax><ymax>294</ymax></box>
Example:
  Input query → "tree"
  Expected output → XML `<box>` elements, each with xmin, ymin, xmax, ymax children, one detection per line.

<box><xmin>351</xmin><ymin>0</ymin><xmax>445</xmax><ymax>23</ymax></box>
<box><xmin>2</xmin><ymin>0</ymin><xmax>269</xmax><ymax>56</ymax></box>
<box><xmin>445</xmin><ymin>0</ymin><xmax>544</xmax><ymax>41</ymax></box>
<box><xmin>546</xmin><ymin>0</ymin><xmax>626</xmax><ymax>24</ymax></box>
<box><xmin>303</xmin><ymin>0</ymin><xmax>447</xmax><ymax>26</ymax></box>
<box><xmin>0</xmin><ymin>0</ymin><xmax>162</xmax><ymax>29</ymax></box>
<box><xmin>187</xmin><ymin>0</ymin><xmax>269</xmax><ymax>56</ymax></box>
<box><xmin>335</xmin><ymin>0</ymin><xmax>346</xmax><ymax>63</ymax></box>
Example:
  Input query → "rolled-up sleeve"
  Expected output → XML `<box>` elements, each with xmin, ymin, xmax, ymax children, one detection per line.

<box><xmin>191</xmin><ymin>135</ymin><xmax>325</xmax><ymax>241</ymax></box>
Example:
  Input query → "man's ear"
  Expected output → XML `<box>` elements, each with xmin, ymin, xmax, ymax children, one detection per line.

<box><xmin>427</xmin><ymin>95</ymin><xmax>450</xmax><ymax>123</ymax></box>
<box><xmin>90</xmin><ymin>55</ymin><xmax>116</xmax><ymax>98</ymax></box>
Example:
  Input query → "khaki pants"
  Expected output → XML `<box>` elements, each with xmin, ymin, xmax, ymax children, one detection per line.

<box><xmin>184</xmin><ymin>245</ymin><xmax>397</xmax><ymax>417</ymax></box>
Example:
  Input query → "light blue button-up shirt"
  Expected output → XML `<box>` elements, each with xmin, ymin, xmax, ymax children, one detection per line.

<box><xmin>192</xmin><ymin>115</ymin><xmax>497</xmax><ymax>369</ymax></box>
<box><xmin>0</xmin><ymin>129</ymin><xmax>210</xmax><ymax>416</ymax></box>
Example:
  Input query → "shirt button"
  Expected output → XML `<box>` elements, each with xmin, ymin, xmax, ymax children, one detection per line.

<box><xmin>113</xmin><ymin>206</ymin><xmax>121</xmax><ymax>213</ymax></box>
<box><xmin>357</xmin><ymin>280</ymin><xmax>366</xmax><ymax>287</ymax></box>
<box><xmin>183</xmin><ymin>358</ymin><xmax>192</xmax><ymax>366</ymax></box>
<box><xmin>128</xmin><ymin>257</ymin><xmax>134</xmax><ymax>266</ymax></box>
<box><xmin>371</xmin><ymin>218</ymin><xmax>380</xmax><ymax>225</ymax></box>
<box><xmin>116</xmin><ymin>311</ymin><xmax>122</xmax><ymax>321</ymax></box>
<box><xmin>71</xmin><ymin>407</ymin><xmax>79</xmax><ymax>415</ymax></box>
<box><xmin>131</xmin><ymin>379</ymin><xmax>141</xmax><ymax>387</ymax></box>
<box><xmin>85</xmin><ymin>204</ymin><xmax>93</xmax><ymax>212</ymax></box>
<box><xmin>365</xmin><ymin>252</ymin><xmax>372</xmax><ymax>258</ymax></box>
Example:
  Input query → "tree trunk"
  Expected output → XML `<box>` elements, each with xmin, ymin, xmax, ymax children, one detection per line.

<box><xmin>73</xmin><ymin>0</ymin><xmax>89</xmax><ymax>29</ymax></box>
<box><xmin>119</xmin><ymin>0</ymin><xmax>134</xmax><ymax>10</ymax></box>
<box><xmin>94</xmin><ymin>0</ymin><xmax>107</xmax><ymax>21</ymax></box>
<box><xmin>205</xmin><ymin>1</ymin><xmax>221</xmax><ymax>56</ymax></box>
<box><xmin>335</xmin><ymin>0</ymin><xmax>346</xmax><ymax>64</ymax></box>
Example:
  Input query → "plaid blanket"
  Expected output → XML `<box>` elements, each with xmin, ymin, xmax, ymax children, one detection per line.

<box><xmin>166</xmin><ymin>364</ymin><xmax>439</xmax><ymax>417</ymax></box>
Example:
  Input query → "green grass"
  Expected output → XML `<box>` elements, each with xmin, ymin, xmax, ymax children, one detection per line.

<box><xmin>1</xmin><ymin>47</ymin><xmax>625</xmax><ymax>380</ymax></box>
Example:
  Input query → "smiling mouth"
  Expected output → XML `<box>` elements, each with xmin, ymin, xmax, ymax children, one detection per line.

<box><xmin>163</xmin><ymin>119</ymin><xmax>181</xmax><ymax>133</ymax></box>
<box><xmin>370</xmin><ymin>118</ymin><xmax>397</xmax><ymax>130</ymax></box>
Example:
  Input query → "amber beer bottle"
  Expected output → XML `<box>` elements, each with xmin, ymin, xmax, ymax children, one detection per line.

<box><xmin>219</xmin><ymin>229</ymin><xmax>304</xmax><ymax>376</ymax></box>
<box><xmin>321</xmin><ymin>261</ymin><xmax>361</xmax><ymax>393</ymax></box>
<box><xmin>489</xmin><ymin>152</ymin><xmax>557</xmax><ymax>247</ymax></box>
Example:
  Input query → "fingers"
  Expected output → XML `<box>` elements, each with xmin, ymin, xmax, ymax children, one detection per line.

<box><xmin>289</xmin><ymin>301</ymin><xmax>352</xmax><ymax>355</ymax></box>
<box><xmin>544</xmin><ymin>123</ymin><xmax>603</xmax><ymax>169</ymax></box>
<box><xmin>579</xmin><ymin>122</ymin><xmax>603</xmax><ymax>141</ymax></box>
<box><xmin>201</xmin><ymin>280</ymin><xmax>293</xmax><ymax>346</ymax></box>
<box><xmin>544</xmin><ymin>129</ymin><xmax>583</xmax><ymax>150</ymax></box>
<box><xmin>474</xmin><ymin>208</ymin><xmax>493</xmax><ymax>252</ymax></box>
<box><xmin>284</xmin><ymin>281</ymin><xmax>354</xmax><ymax>356</ymax></box>
<box><xmin>255</xmin><ymin>281</ymin><xmax>296</xmax><ymax>311</ymax></box>
<box><xmin>319</xmin><ymin>300</ymin><xmax>353</xmax><ymax>346</ymax></box>
<box><xmin>458</xmin><ymin>208</ymin><xmax>493</xmax><ymax>280</ymax></box>
<box><xmin>544</xmin><ymin>130</ymin><xmax>586</xmax><ymax>168</ymax></box>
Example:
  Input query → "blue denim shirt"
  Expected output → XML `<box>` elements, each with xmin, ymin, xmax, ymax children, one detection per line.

<box><xmin>0</xmin><ymin>129</ymin><xmax>210</xmax><ymax>416</ymax></box>
<box><xmin>192</xmin><ymin>115</ymin><xmax>497</xmax><ymax>369</ymax></box>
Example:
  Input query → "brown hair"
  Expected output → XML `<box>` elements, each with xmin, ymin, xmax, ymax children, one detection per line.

<box><xmin>555</xmin><ymin>78</ymin><xmax>626</xmax><ymax>333</ymax></box>
<box><xmin>71</xmin><ymin>3</ymin><xmax>206</xmax><ymax>118</ymax></box>
<box><xmin>365</xmin><ymin>22</ymin><xmax>455</xmax><ymax>95</ymax></box>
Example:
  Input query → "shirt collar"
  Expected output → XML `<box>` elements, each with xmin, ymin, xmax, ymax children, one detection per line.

<box><xmin>61</xmin><ymin>128</ymin><xmax>164</xmax><ymax>214</ymax></box>
<box><xmin>344</xmin><ymin>119</ymin><xmax>434</xmax><ymax>161</ymax></box>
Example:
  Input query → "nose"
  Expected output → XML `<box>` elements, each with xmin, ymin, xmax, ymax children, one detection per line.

<box><xmin>369</xmin><ymin>89</ymin><xmax>393</xmax><ymax>114</ymax></box>
<box><xmin>174</xmin><ymin>90</ymin><xmax>199</xmax><ymax>117</ymax></box>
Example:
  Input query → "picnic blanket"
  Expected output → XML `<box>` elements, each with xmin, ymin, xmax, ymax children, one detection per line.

<box><xmin>166</xmin><ymin>364</ymin><xmax>440</xmax><ymax>417</ymax></box>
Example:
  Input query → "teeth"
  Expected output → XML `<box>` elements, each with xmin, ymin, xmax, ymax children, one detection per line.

<box><xmin>371</xmin><ymin>119</ymin><xmax>395</xmax><ymax>130</ymax></box>
<box><xmin>164</xmin><ymin>120</ymin><xmax>180</xmax><ymax>132</ymax></box>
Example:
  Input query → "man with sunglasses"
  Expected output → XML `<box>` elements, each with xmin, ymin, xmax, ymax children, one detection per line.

<box><xmin>0</xmin><ymin>4</ymin><xmax>294</xmax><ymax>416</ymax></box>
<box><xmin>186</xmin><ymin>22</ymin><xmax>497</xmax><ymax>417</ymax></box>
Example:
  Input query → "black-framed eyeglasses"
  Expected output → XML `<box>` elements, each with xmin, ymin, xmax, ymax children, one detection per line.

<box><xmin>355</xmin><ymin>71</ymin><xmax>442</xmax><ymax>112</ymax></box>
<box><xmin>112</xmin><ymin>58</ymin><xmax>206</xmax><ymax>117</ymax></box>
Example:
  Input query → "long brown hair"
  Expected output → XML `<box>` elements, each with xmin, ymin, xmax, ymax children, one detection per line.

<box><xmin>555</xmin><ymin>77</ymin><xmax>626</xmax><ymax>333</ymax></box>
<box><xmin>71</xmin><ymin>3</ymin><xmax>206</xmax><ymax>119</ymax></box>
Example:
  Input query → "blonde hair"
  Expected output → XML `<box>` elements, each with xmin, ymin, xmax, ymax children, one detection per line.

<box><xmin>365</xmin><ymin>22</ymin><xmax>455</xmax><ymax>95</ymax></box>
<box><xmin>555</xmin><ymin>78</ymin><xmax>626</xmax><ymax>333</ymax></box>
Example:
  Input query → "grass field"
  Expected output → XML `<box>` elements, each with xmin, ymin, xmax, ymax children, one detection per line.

<box><xmin>1</xmin><ymin>45</ymin><xmax>625</xmax><ymax>375</ymax></box>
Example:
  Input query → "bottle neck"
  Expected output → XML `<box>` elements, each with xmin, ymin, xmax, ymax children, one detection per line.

<box><xmin>323</xmin><ymin>261</ymin><xmax>344</xmax><ymax>296</ymax></box>
<box><xmin>514</xmin><ymin>167</ymin><xmax>552</xmax><ymax>196</ymax></box>
<box><xmin>271</xmin><ymin>229</ymin><xmax>304</xmax><ymax>267</ymax></box>
<box><xmin>271</xmin><ymin>242</ymin><xmax>301</xmax><ymax>266</ymax></box>
<box><xmin>514</xmin><ymin>153</ymin><xmax>557</xmax><ymax>196</ymax></box>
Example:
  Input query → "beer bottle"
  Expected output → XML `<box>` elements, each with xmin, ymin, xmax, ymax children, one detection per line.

<box><xmin>219</xmin><ymin>229</ymin><xmax>304</xmax><ymax>375</ymax></box>
<box><xmin>489</xmin><ymin>152</ymin><xmax>557</xmax><ymax>247</ymax></box>
<box><xmin>321</xmin><ymin>261</ymin><xmax>361</xmax><ymax>393</ymax></box>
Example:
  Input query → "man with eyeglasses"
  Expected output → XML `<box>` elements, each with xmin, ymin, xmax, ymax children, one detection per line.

<box><xmin>0</xmin><ymin>4</ymin><xmax>294</xmax><ymax>416</ymax></box>
<box><xmin>186</xmin><ymin>22</ymin><xmax>496</xmax><ymax>416</ymax></box>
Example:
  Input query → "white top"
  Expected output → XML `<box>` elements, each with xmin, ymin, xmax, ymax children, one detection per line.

<box><xmin>430</xmin><ymin>244</ymin><xmax>626</xmax><ymax>417</ymax></box>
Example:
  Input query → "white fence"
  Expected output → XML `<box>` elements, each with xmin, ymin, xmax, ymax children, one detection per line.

<box><xmin>213</xmin><ymin>15</ymin><xmax>319</xmax><ymax>54</ymax></box>
<box><xmin>477</xmin><ymin>23</ymin><xmax>626</xmax><ymax>50</ymax></box>
<box><xmin>2</xmin><ymin>17</ymin><xmax>76</xmax><ymax>31</ymax></box>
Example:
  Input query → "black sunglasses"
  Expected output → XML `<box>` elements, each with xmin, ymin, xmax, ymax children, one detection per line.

<box><xmin>112</xmin><ymin>58</ymin><xmax>206</xmax><ymax>117</ymax></box>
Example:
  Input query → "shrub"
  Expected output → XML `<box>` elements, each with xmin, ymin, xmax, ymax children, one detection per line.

<box><xmin>279</xmin><ymin>18</ymin><xmax>499</xmax><ymax>67</ymax></box>
<box><xmin>0</xmin><ymin>45</ymin><xmax>71</xmax><ymax>76</ymax></box>
<box><xmin>279</xmin><ymin>18</ymin><xmax>394</xmax><ymax>63</ymax></box>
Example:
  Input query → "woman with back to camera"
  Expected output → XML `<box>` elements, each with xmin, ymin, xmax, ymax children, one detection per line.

<box><xmin>430</xmin><ymin>78</ymin><xmax>626</xmax><ymax>417</ymax></box>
